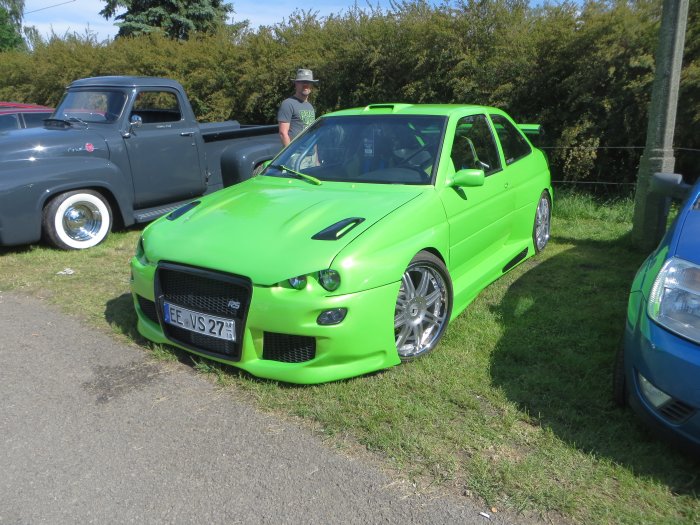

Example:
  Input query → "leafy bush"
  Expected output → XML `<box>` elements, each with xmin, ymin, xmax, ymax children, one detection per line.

<box><xmin>0</xmin><ymin>0</ymin><xmax>697</xmax><ymax>185</ymax></box>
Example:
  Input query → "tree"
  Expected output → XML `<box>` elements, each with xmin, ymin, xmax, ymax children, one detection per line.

<box><xmin>0</xmin><ymin>0</ymin><xmax>23</xmax><ymax>26</ymax></box>
<box><xmin>100</xmin><ymin>0</ymin><xmax>233</xmax><ymax>40</ymax></box>
<box><xmin>0</xmin><ymin>6</ymin><xmax>22</xmax><ymax>51</ymax></box>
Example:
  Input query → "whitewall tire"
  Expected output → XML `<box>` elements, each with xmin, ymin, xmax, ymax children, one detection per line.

<box><xmin>43</xmin><ymin>190</ymin><xmax>112</xmax><ymax>250</ymax></box>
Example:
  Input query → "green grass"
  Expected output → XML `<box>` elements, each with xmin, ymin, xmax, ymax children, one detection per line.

<box><xmin>1</xmin><ymin>192</ymin><xmax>698</xmax><ymax>524</ymax></box>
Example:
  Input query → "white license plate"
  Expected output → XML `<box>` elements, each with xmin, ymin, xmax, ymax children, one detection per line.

<box><xmin>163</xmin><ymin>302</ymin><xmax>236</xmax><ymax>342</ymax></box>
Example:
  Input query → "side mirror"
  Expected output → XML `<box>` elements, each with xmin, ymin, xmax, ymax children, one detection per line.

<box><xmin>650</xmin><ymin>172</ymin><xmax>691</xmax><ymax>201</ymax></box>
<box><xmin>452</xmin><ymin>168</ymin><xmax>485</xmax><ymax>187</ymax></box>
<box><xmin>130</xmin><ymin>114</ymin><xmax>143</xmax><ymax>128</ymax></box>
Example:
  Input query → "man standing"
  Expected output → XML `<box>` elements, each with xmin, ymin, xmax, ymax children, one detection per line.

<box><xmin>277</xmin><ymin>68</ymin><xmax>318</xmax><ymax>146</ymax></box>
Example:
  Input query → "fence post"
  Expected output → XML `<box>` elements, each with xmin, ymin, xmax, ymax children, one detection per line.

<box><xmin>631</xmin><ymin>0</ymin><xmax>689</xmax><ymax>251</ymax></box>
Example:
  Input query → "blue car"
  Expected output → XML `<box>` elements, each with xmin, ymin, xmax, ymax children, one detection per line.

<box><xmin>614</xmin><ymin>177</ymin><xmax>700</xmax><ymax>450</ymax></box>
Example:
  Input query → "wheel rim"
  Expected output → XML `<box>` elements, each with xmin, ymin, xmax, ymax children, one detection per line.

<box><xmin>394</xmin><ymin>263</ymin><xmax>449</xmax><ymax>358</ymax></box>
<box><xmin>63</xmin><ymin>201</ymin><xmax>103</xmax><ymax>242</ymax></box>
<box><xmin>535</xmin><ymin>196</ymin><xmax>550</xmax><ymax>251</ymax></box>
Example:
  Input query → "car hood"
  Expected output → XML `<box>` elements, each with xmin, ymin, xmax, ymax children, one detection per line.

<box><xmin>674</xmin><ymin>195</ymin><xmax>700</xmax><ymax>265</ymax></box>
<box><xmin>143</xmin><ymin>176</ymin><xmax>425</xmax><ymax>285</ymax></box>
<box><xmin>0</xmin><ymin>125</ymin><xmax>109</xmax><ymax>164</ymax></box>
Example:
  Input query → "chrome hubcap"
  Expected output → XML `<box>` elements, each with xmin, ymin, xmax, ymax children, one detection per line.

<box><xmin>395</xmin><ymin>264</ymin><xmax>448</xmax><ymax>358</ymax></box>
<box><xmin>63</xmin><ymin>202</ymin><xmax>102</xmax><ymax>242</ymax></box>
<box><xmin>535</xmin><ymin>196</ymin><xmax>550</xmax><ymax>251</ymax></box>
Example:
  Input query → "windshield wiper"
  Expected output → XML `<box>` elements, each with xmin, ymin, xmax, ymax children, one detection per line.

<box><xmin>269</xmin><ymin>164</ymin><xmax>322</xmax><ymax>185</ymax></box>
<box><xmin>43</xmin><ymin>114</ymin><xmax>88</xmax><ymax>128</ymax></box>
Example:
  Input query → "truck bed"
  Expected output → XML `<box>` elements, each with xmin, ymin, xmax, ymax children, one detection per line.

<box><xmin>200</xmin><ymin>121</ymin><xmax>279</xmax><ymax>142</ymax></box>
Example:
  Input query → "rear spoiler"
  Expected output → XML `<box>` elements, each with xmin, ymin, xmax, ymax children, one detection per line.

<box><xmin>517</xmin><ymin>123</ymin><xmax>545</xmax><ymax>144</ymax></box>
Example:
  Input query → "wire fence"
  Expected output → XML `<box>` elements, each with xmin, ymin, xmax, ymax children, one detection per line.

<box><xmin>536</xmin><ymin>145</ymin><xmax>699</xmax><ymax>198</ymax></box>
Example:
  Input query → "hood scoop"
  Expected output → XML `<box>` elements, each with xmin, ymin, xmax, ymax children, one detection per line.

<box><xmin>312</xmin><ymin>217</ymin><xmax>365</xmax><ymax>241</ymax></box>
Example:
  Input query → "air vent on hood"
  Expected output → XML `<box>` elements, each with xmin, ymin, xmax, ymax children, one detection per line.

<box><xmin>167</xmin><ymin>200</ymin><xmax>200</xmax><ymax>221</ymax></box>
<box><xmin>312</xmin><ymin>217</ymin><xmax>365</xmax><ymax>241</ymax></box>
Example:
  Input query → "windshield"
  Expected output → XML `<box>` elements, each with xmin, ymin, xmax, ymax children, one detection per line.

<box><xmin>265</xmin><ymin>114</ymin><xmax>447</xmax><ymax>185</ymax></box>
<box><xmin>54</xmin><ymin>89</ymin><xmax>128</xmax><ymax>123</ymax></box>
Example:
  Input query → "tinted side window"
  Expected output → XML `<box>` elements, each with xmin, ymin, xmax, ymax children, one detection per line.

<box><xmin>132</xmin><ymin>91</ymin><xmax>182</xmax><ymax>124</ymax></box>
<box><xmin>490</xmin><ymin>114</ymin><xmax>531</xmax><ymax>165</ymax></box>
<box><xmin>0</xmin><ymin>114</ymin><xmax>20</xmax><ymax>130</ymax></box>
<box><xmin>450</xmin><ymin>114</ymin><xmax>501</xmax><ymax>175</ymax></box>
<box><xmin>23</xmin><ymin>112</ymin><xmax>52</xmax><ymax>128</ymax></box>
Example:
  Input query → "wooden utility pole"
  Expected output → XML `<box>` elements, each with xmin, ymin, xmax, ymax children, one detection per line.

<box><xmin>631</xmin><ymin>0</ymin><xmax>689</xmax><ymax>251</ymax></box>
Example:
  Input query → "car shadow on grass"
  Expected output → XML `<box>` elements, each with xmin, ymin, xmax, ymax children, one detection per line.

<box><xmin>105</xmin><ymin>293</ymin><xmax>147</xmax><ymax>343</ymax></box>
<box><xmin>489</xmin><ymin>234</ymin><xmax>700</xmax><ymax>494</ymax></box>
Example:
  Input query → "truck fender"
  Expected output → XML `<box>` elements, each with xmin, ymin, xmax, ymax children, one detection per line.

<box><xmin>219</xmin><ymin>140</ymin><xmax>281</xmax><ymax>187</ymax></box>
<box><xmin>0</xmin><ymin>158</ymin><xmax>132</xmax><ymax>247</ymax></box>
<box><xmin>34</xmin><ymin>159</ymin><xmax>133</xmax><ymax>228</ymax></box>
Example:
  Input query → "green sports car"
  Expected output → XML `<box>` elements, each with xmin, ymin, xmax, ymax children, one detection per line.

<box><xmin>130</xmin><ymin>103</ymin><xmax>552</xmax><ymax>384</ymax></box>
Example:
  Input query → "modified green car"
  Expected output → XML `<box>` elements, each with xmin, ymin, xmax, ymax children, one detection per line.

<box><xmin>131</xmin><ymin>104</ymin><xmax>552</xmax><ymax>384</ymax></box>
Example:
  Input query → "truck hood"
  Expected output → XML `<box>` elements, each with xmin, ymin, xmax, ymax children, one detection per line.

<box><xmin>143</xmin><ymin>176</ymin><xmax>425</xmax><ymax>286</ymax></box>
<box><xmin>0</xmin><ymin>125</ymin><xmax>109</xmax><ymax>164</ymax></box>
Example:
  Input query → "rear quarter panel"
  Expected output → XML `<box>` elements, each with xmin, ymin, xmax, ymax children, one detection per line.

<box><xmin>205</xmin><ymin>131</ymin><xmax>282</xmax><ymax>190</ymax></box>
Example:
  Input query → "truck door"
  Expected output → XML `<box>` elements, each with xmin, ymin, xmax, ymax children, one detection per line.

<box><xmin>125</xmin><ymin>89</ymin><xmax>206</xmax><ymax>209</ymax></box>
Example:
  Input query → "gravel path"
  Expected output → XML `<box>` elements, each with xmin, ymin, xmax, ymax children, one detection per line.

<box><xmin>0</xmin><ymin>292</ymin><xmax>522</xmax><ymax>524</ymax></box>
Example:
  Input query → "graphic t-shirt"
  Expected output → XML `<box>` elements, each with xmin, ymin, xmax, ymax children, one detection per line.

<box><xmin>277</xmin><ymin>97</ymin><xmax>315</xmax><ymax>140</ymax></box>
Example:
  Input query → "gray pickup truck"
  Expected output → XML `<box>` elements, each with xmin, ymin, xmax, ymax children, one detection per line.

<box><xmin>0</xmin><ymin>76</ymin><xmax>282</xmax><ymax>250</ymax></box>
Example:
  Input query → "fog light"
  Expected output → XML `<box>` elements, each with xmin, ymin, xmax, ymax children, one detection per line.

<box><xmin>638</xmin><ymin>372</ymin><xmax>672</xmax><ymax>408</ymax></box>
<box><xmin>288</xmin><ymin>275</ymin><xmax>307</xmax><ymax>290</ymax></box>
<box><xmin>317</xmin><ymin>308</ymin><xmax>347</xmax><ymax>325</ymax></box>
<box><xmin>319</xmin><ymin>269</ymin><xmax>341</xmax><ymax>291</ymax></box>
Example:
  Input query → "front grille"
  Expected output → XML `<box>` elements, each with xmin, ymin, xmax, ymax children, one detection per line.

<box><xmin>659</xmin><ymin>399</ymin><xmax>696</xmax><ymax>424</ymax></box>
<box><xmin>263</xmin><ymin>332</ymin><xmax>316</xmax><ymax>363</ymax></box>
<box><xmin>156</xmin><ymin>263</ymin><xmax>252</xmax><ymax>361</ymax></box>
<box><xmin>137</xmin><ymin>295</ymin><xmax>159</xmax><ymax>324</ymax></box>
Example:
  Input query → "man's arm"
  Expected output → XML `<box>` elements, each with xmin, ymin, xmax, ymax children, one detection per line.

<box><xmin>278</xmin><ymin>121</ymin><xmax>291</xmax><ymax>147</ymax></box>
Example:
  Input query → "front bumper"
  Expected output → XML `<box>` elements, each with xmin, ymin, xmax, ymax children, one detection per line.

<box><xmin>131</xmin><ymin>257</ymin><xmax>401</xmax><ymax>384</ymax></box>
<box><xmin>624</xmin><ymin>292</ymin><xmax>700</xmax><ymax>448</ymax></box>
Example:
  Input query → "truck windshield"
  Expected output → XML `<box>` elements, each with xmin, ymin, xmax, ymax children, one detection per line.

<box><xmin>54</xmin><ymin>90</ymin><xmax>127</xmax><ymax>123</ymax></box>
<box><xmin>265</xmin><ymin>114</ymin><xmax>447</xmax><ymax>185</ymax></box>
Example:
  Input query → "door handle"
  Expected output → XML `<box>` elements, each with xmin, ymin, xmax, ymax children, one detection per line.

<box><xmin>180</xmin><ymin>131</ymin><xmax>194</xmax><ymax>137</ymax></box>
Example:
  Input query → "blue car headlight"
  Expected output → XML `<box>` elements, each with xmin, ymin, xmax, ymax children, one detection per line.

<box><xmin>648</xmin><ymin>257</ymin><xmax>700</xmax><ymax>344</ymax></box>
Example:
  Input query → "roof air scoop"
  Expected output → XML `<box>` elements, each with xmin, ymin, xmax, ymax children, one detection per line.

<box><xmin>312</xmin><ymin>217</ymin><xmax>365</xmax><ymax>240</ymax></box>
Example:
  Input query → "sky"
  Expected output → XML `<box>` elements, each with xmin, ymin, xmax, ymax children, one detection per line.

<box><xmin>22</xmin><ymin>1</ymin><xmax>406</xmax><ymax>42</ymax></box>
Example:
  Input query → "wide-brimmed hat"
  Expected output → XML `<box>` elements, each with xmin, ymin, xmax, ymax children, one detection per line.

<box><xmin>291</xmin><ymin>68</ymin><xmax>319</xmax><ymax>83</ymax></box>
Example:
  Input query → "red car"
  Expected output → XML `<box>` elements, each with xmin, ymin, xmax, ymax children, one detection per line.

<box><xmin>0</xmin><ymin>102</ymin><xmax>54</xmax><ymax>131</ymax></box>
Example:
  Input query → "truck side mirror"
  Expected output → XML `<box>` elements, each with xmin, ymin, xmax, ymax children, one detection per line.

<box><xmin>130</xmin><ymin>114</ymin><xmax>143</xmax><ymax>128</ymax></box>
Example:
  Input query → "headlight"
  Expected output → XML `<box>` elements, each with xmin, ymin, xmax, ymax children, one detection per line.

<box><xmin>286</xmin><ymin>270</ymin><xmax>341</xmax><ymax>291</ymax></box>
<box><xmin>288</xmin><ymin>275</ymin><xmax>307</xmax><ymax>290</ymax></box>
<box><xmin>318</xmin><ymin>269</ymin><xmax>341</xmax><ymax>291</ymax></box>
<box><xmin>648</xmin><ymin>257</ymin><xmax>700</xmax><ymax>344</ymax></box>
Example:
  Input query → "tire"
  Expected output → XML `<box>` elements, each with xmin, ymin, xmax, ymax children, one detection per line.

<box><xmin>533</xmin><ymin>191</ymin><xmax>551</xmax><ymax>253</ymax></box>
<box><xmin>612</xmin><ymin>346</ymin><xmax>627</xmax><ymax>407</ymax></box>
<box><xmin>42</xmin><ymin>190</ymin><xmax>112</xmax><ymax>250</ymax></box>
<box><xmin>394</xmin><ymin>251</ymin><xmax>453</xmax><ymax>361</ymax></box>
